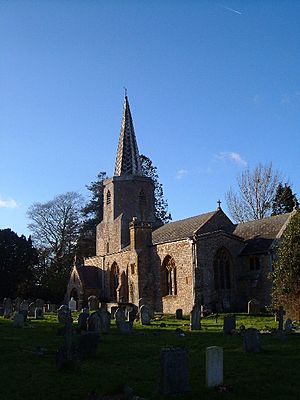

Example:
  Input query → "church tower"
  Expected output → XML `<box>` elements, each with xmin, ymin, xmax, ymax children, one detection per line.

<box><xmin>96</xmin><ymin>96</ymin><xmax>156</xmax><ymax>256</ymax></box>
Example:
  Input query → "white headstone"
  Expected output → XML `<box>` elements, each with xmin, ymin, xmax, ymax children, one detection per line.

<box><xmin>68</xmin><ymin>297</ymin><xmax>77</xmax><ymax>311</ymax></box>
<box><xmin>206</xmin><ymin>346</ymin><xmax>223</xmax><ymax>388</ymax></box>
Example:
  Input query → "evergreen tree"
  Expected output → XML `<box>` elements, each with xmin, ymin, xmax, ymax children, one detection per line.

<box><xmin>140</xmin><ymin>154</ymin><xmax>172</xmax><ymax>225</ymax></box>
<box><xmin>271</xmin><ymin>182</ymin><xmax>298</xmax><ymax>215</ymax></box>
<box><xmin>76</xmin><ymin>172</ymin><xmax>107</xmax><ymax>259</ymax></box>
<box><xmin>271</xmin><ymin>210</ymin><xmax>300</xmax><ymax>319</ymax></box>
<box><xmin>0</xmin><ymin>229</ymin><xmax>38</xmax><ymax>298</ymax></box>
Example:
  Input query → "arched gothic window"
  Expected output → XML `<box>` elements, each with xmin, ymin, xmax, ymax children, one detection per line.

<box><xmin>106</xmin><ymin>190</ymin><xmax>111</xmax><ymax>205</ymax></box>
<box><xmin>110</xmin><ymin>262</ymin><xmax>119</xmax><ymax>299</ymax></box>
<box><xmin>213</xmin><ymin>247</ymin><xmax>232</xmax><ymax>291</ymax></box>
<box><xmin>161</xmin><ymin>255</ymin><xmax>177</xmax><ymax>296</ymax></box>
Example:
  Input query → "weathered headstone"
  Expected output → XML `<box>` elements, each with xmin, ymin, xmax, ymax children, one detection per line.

<box><xmin>206</xmin><ymin>346</ymin><xmax>223</xmax><ymax>387</ymax></box>
<box><xmin>98</xmin><ymin>308</ymin><xmax>111</xmax><ymax>333</ymax></box>
<box><xmin>160</xmin><ymin>347</ymin><xmax>189</xmax><ymax>395</ymax></box>
<box><xmin>87</xmin><ymin>311</ymin><xmax>102</xmax><ymax>333</ymax></box>
<box><xmin>88</xmin><ymin>295</ymin><xmax>99</xmax><ymax>311</ymax></box>
<box><xmin>58</xmin><ymin>305</ymin><xmax>71</xmax><ymax>324</ymax></box>
<box><xmin>276</xmin><ymin>306</ymin><xmax>286</xmax><ymax>331</ymax></box>
<box><xmin>247</xmin><ymin>299</ymin><xmax>260</xmax><ymax>315</ymax></box>
<box><xmin>110</xmin><ymin>306</ymin><xmax>118</xmax><ymax>319</ymax></box>
<box><xmin>284</xmin><ymin>318</ymin><xmax>293</xmax><ymax>333</ymax></box>
<box><xmin>13</xmin><ymin>297</ymin><xmax>22</xmax><ymax>312</ymax></box>
<box><xmin>140</xmin><ymin>305</ymin><xmax>151</xmax><ymax>325</ymax></box>
<box><xmin>115</xmin><ymin>308</ymin><xmax>132</xmax><ymax>333</ymax></box>
<box><xmin>223</xmin><ymin>315</ymin><xmax>236</xmax><ymax>334</ymax></box>
<box><xmin>3</xmin><ymin>298</ymin><xmax>13</xmax><ymax>318</ymax></box>
<box><xmin>190</xmin><ymin>305</ymin><xmax>201</xmax><ymax>330</ymax></box>
<box><xmin>68</xmin><ymin>297</ymin><xmax>77</xmax><ymax>311</ymax></box>
<box><xmin>243</xmin><ymin>328</ymin><xmax>261</xmax><ymax>353</ymax></box>
<box><xmin>28</xmin><ymin>302</ymin><xmax>36</xmax><ymax>317</ymax></box>
<box><xmin>77</xmin><ymin>308</ymin><xmax>90</xmax><ymax>331</ymax></box>
<box><xmin>12</xmin><ymin>312</ymin><xmax>25</xmax><ymax>328</ymax></box>
<box><xmin>20</xmin><ymin>300</ymin><xmax>29</xmax><ymax>312</ymax></box>
<box><xmin>34</xmin><ymin>307</ymin><xmax>44</xmax><ymax>319</ymax></box>
<box><xmin>56</xmin><ymin>313</ymin><xmax>79</xmax><ymax>370</ymax></box>
<box><xmin>176</xmin><ymin>309</ymin><xmax>183</xmax><ymax>320</ymax></box>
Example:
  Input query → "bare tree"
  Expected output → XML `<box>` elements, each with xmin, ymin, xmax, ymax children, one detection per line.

<box><xmin>226</xmin><ymin>163</ymin><xmax>280</xmax><ymax>222</ymax></box>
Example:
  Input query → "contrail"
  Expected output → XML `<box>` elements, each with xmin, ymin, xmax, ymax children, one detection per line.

<box><xmin>221</xmin><ymin>5</ymin><xmax>242</xmax><ymax>15</ymax></box>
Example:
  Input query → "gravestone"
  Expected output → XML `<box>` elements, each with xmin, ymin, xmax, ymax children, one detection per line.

<box><xmin>284</xmin><ymin>318</ymin><xmax>293</xmax><ymax>333</ymax></box>
<box><xmin>206</xmin><ymin>346</ymin><xmax>223</xmax><ymax>387</ymax></box>
<box><xmin>160</xmin><ymin>347</ymin><xmax>189</xmax><ymax>395</ymax></box>
<box><xmin>34</xmin><ymin>307</ymin><xmax>44</xmax><ymax>319</ymax></box>
<box><xmin>243</xmin><ymin>328</ymin><xmax>261</xmax><ymax>353</ymax></box>
<box><xmin>176</xmin><ymin>309</ymin><xmax>183</xmax><ymax>320</ymax></box>
<box><xmin>28</xmin><ymin>302</ymin><xmax>36</xmax><ymax>317</ymax></box>
<box><xmin>87</xmin><ymin>311</ymin><xmax>102</xmax><ymax>333</ymax></box>
<box><xmin>49</xmin><ymin>304</ymin><xmax>56</xmax><ymax>312</ymax></box>
<box><xmin>223</xmin><ymin>315</ymin><xmax>236</xmax><ymax>334</ymax></box>
<box><xmin>56</xmin><ymin>313</ymin><xmax>79</xmax><ymax>371</ymax></box>
<box><xmin>115</xmin><ymin>308</ymin><xmax>132</xmax><ymax>333</ymax></box>
<box><xmin>14</xmin><ymin>297</ymin><xmax>22</xmax><ymax>312</ymax></box>
<box><xmin>77</xmin><ymin>309</ymin><xmax>90</xmax><ymax>331</ymax></box>
<box><xmin>88</xmin><ymin>295</ymin><xmax>99</xmax><ymax>311</ymax></box>
<box><xmin>35</xmin><ymin>299</ymin><xmax>45</xmax><ymax>309</ymax></box>
<box><xmin>98</xmin><ymin>308</ymin><xmax>111</xmax><ymax>333</ymax></box>
<box><xmin>110</xmin><ymin>306</ymin><xmax>118</xmax><ymax>319</ymax></box>
<box><xmin>190</xmin><ymin>305</ymin><xmax>201</xmax><ymax>330</ymax></box>
<box><xmin>200</xmin><ymin>305</ymin><xmax>205</xmax><ymax>318</ymax></box>
<box><xmin>276</xmin><ymin>306</ymin><xmax>286</xmax><ymax>331</ymax></box>
<box><xmin>248</xmin><ymin>299</ymin><xmax>260</xmax><ymax>315</ymax></box>
<box><xmin>140</xmin><ymin>305</ymin><xmax>151</xmax><ymax>325</ymax></box>
<box><xmin>20</xmin><ymin>300</ymin><xmax>29</xmax><ymax>312</ymax></box>
<box><xmin>12</xmin><ymin>312</ymin><xmax>25</xmax><ymax>328</ymax></box>
<box><xmin>58</xmin><ymin>305</ymin><xmax>71</xmax><ymax>324</ymax></box>
<box><xmin>3</xmin><ymin>298</ymin><xmax>13</xmax><ymax>318</ymax></box>
<box><xmin>68</xmin><ymin>297</ymin><xmax>77</xmax><ymax>311</ymax></box>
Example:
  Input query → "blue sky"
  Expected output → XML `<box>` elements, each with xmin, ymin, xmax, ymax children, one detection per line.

<box><xmin>1</xmin><ymin>1</ymin><xmax>300</xmax><ymax>236</ymax></box>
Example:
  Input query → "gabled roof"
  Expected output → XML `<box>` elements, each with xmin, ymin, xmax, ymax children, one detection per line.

<box><xmin>233</xmin><ymin>212</ymin><xmax>292</xmax><ymax>255</ymax></box>
<box><xmin>114</xmin><ymin>96</ymin><xmax>142</xmax><ymax>176</ymax></box>
<box><xmin>76</xmin><ymin>265</ymin><xmax>101</xmax><ymax>289</ymax></box>
<box><xmin>152</xmin><ymin>211</ymin><xmax>217</xmax><ymax>244</ymax></box>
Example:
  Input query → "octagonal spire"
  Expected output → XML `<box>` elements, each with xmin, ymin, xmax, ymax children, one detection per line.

<box><xmin>114</xmin><ymin>96</ymin><xmax>142</xmax><ymax>176</ymax></box>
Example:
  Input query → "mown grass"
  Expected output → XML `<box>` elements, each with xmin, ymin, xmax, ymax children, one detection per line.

<box><xmin>0</xmin><ymin>313</ymin><xmax>299</xmax><ymax>400</ymax></box>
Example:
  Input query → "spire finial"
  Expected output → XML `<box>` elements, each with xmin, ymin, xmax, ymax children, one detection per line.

<box><xmin>123</xmin><ymin>86</ymin><xmax>128</xmax><ymax>97</ymax></box>
<box><xmin>217</xmin><ymin>199</ymin><xmax>222</xmax><ymax>210</ymax></box>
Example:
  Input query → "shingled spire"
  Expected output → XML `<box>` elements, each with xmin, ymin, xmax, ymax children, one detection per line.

<box><xmin>114</xmin><ymin>96</ymin><xmax>142</xmax><ymax>176</ymax></box>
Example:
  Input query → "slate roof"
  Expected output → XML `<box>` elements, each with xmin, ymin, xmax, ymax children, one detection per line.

<box><xmin>152</xmin><ymin>211</ymin><xmax>217</xmax><ymax>244</ymax></box>
<box><xmin>76</xmin><ymin>265</ymin><xmax>101</xmax><ymax>289</ymax></box>
<box><xmin>233</xmin><ymin>213</ymin><xmax>292</xmax><ymax>255</ymax></box>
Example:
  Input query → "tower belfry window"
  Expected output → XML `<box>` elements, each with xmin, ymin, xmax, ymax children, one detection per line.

<box><xmin>107</xmin><ymin>190</ymin><xmax>111</xmax><ymax>205</ymax></box>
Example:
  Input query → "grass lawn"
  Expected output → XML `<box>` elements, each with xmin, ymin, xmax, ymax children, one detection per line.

<box><xmin>0</xmin><ymin>313</ymin><xmax>299</xmax><ymax>400</ymax></box>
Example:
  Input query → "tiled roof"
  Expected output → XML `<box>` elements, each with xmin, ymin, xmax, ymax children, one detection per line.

<box><xmin>233</xmin><ymin>213</ymin><xmax>292</xmax><ymax>255</ymax></box>
<box><xmin>76</xmin><ymin>265</ymin><xmax>101</xmax><ymax>289</ymax></box>
<box><xmin>152</xmin><ymin>211</ymin><xmax>216</xmax><ymax>244</ymax></box>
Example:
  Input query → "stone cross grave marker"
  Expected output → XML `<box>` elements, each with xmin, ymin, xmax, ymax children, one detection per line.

<box><xmin>190</xmin><ymin>305</ymin><xmax>201</xmax><ymax>330</ymax></box>
<box><xmin>206</xmin><ymin>346</ymin><xmax>223</xmax><ymax>387</ymax></box>
<box><xmin>160</xmin><ymin>347</ymin><xmax>189</xmax><ymax>395</ymax></box>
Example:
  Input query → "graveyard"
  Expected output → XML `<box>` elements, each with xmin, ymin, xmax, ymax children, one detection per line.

<box><xmin>0</xmin><ymin>308</ymin><xmax>299</xmax><ymax>400</ymax></box>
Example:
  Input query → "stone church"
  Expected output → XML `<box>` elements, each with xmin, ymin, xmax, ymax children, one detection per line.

<box><xmin>67</xmin><ymin>96</ymin><xmax>294</xmax><ymax>314</ymax></box>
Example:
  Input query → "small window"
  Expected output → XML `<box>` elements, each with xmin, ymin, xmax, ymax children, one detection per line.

<box><xmin>250</xmin><ymin>256</ymin><xmax>260</xmax><ymax>271</ymax></box>
<box><xmin>106</xmin><ymin>242</ymin><xmax>110</xmax><ymax>253</ymax></box>
<box><xmin>107</xmin><ymin>190</ymin><xmax>111</xmax><ymax>205</ymax></box>
<box><xmin>131</xmin><ymin>264</ymin><xmax>135</xmax><ymax>275</ymax></box>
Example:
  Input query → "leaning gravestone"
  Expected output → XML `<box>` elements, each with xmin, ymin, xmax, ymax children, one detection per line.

<box><xmin>190</xmin><ymin>305</ymin><xmax>201</xmax><ymax>330</ymax></box>
<box><xmin>160</xmin><ymin>347</ymin><xmax>189</xmax><ymax>395</ymax></box>
<box><xmin>223</xmin><ymin>315</ymin><xmax>236</xmax><ymax>334</ymax></box>
<box><xmin>206</xmin><ymin>346</ymin><xmax>223</xmax><ymax>387</ymax></box>
<box><xmin>3</xmin><ymin>298</ymin><xmax>13</xmax><ymax>319</ymax></box>
<box><xmin>140</xmin><ymin>305</ymin><xmax>151</xmax><ymax>325</ymax></box>
<box><xmin>88</xmin><ymin>296</ymin><xmax>99</xmax><ymax>311</ymax></box>
<box><xmin>176</xmin><ymin>309</ymin><xmax>183</xmax><ymax>320</ymax></box>
<box><xmin>243</xmin><ymin>328</ymin><xmax>261</xmax><ymax>353</ymax></box>
<box><xmin>248</xmin><ymin>299</ymin><xmax>260</xmax><ymax>315</ymax></box>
